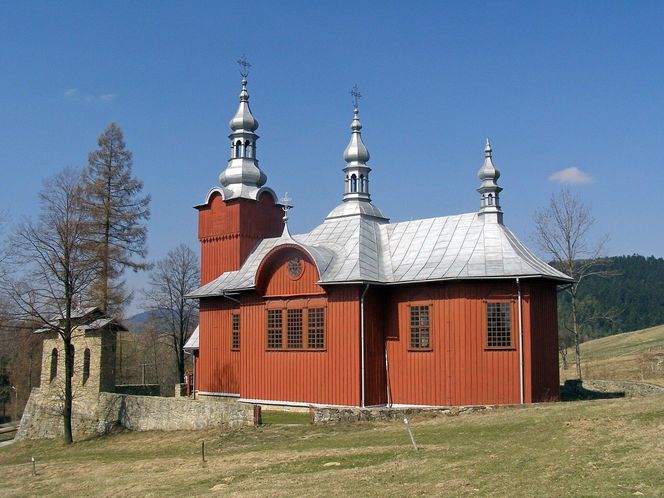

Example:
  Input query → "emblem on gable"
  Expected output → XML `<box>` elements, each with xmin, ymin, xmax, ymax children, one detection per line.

<box><xmin>288</xmin><ymin>256</ymin><xmax>303</xmax><ymax>278</ymax></box>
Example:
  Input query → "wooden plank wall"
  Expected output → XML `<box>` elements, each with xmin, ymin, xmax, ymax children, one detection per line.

<box><xmin>197</xmin><ymin>192</ymin><xmax>283</xmax><ymax>284</ymax></box>
<box><xmin>239</xmin><ymin>287</ymin><xmax>360</xmax><ymax>405</ymax></box>
<box><xmin>198</xmin><ymin>297</ymin><xmax>241</xmax><ymax>394</ymax></box>
<box><xmin>527</xmin><ymin>282</ymin><xmax>560</xmax><ymax>401</ymax></box>
<box><xmin>385</xmin><ymin>281</ymin><xmax>524</xmax><ymax>406</ymax></box>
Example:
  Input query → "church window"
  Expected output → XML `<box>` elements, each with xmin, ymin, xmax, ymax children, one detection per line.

<box><xmin>267</xmin><ymin>310</ymin><xmax>283</xmax><ymax>349</ymax></box>
<box><xmin>83</xmin><ymin>348</ymin><xmax>91</xmax><ymax>385</ymax></box>
<box><xmin>488</xmin><ymin>193</ymin><xmax>494</xmax><ymax>206</ymax></box>
<box><xmin>307</xmin><ymin>308</ymin><xmax>325</xmax><ymax>349</ymax></box>
<box><xmin>266</xmin><ymin>304</ymin><xmax>326</xmax><ymax>351</ymax></box>
<box><xmin>486</xmin><ymin>302</ymin><xmax>512</xmax><ymax>348</ymax></box>
<box><xmin>350</xmin><ymin>174</ymin><xmax>357</xmax><ymax>192</ymax></box>
<box><xmin>287</xmin><ymin>309</ymin><xmax>303</xmax><ymax>349</ymax></box>
<box><xmin>359</xmin><ymin>175</ymin><xmax>365</xmax><ymax>192</ymax></box>
<box><xmin>409</xmin><ymin>305</ymin><xmax>431</xmax><ymax>350</ymax></box>
<box><xmin>235</xmin><ymin>140</ymin><xmax>242</xmax><ymax>158</ymax></box>
<box><xmin>231</xmin><ymin>313</ymin><xmax>240</xmax><ymax>351</ymax></box>
<box><xmin>244</xmin><ymin>140</ymin><xmax>252</xmax><ymax>158</ymax></box>
<box><xmin>50</xmin><ymin>348</ymin><xmax>58</xmax><ymax>381</ymax></box>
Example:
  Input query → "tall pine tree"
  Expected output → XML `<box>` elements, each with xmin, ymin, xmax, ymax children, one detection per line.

<box><xmin>84</xmin><ymin>123</ymin><xmax>150</xmax><ymax>315</ymax></box>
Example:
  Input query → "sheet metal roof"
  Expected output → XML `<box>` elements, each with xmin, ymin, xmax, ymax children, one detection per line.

<box><xmin>189</xmin><ymin>204</ymin><xmax>572</xmax><ymax>298</ymax></box>
<box><xmin>184</xmin><ymin>325</ymin><xmax>199</xmax><ymax>350</ymax></box>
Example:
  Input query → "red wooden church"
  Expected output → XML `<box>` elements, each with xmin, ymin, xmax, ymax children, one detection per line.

<box><xmin>185</xmin><ymin>75</ymin><xmax>572</xmax><ymax>408</ymax></box>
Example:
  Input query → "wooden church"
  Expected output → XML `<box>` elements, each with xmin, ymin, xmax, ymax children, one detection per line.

<box><xmin>185</xmin><ymin>73</ymin><xmax>572</xmax><ymax>408</ymax></box>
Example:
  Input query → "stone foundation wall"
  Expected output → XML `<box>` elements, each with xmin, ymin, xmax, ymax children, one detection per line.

<box><xmin>313</xmin><ymin>405</ymin><xmax>494</xmax><ymax>424</ymax></box>
<box><xmin>15</xmin><ymin>388</ymin><xmax>253</xmax><ymax>440</ymax></box>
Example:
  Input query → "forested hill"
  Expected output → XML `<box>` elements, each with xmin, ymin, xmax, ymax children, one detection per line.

<box><xmin>563</xmin><ymin>254</ymin><xmax>664</xmax><ymax>340</ymax></box>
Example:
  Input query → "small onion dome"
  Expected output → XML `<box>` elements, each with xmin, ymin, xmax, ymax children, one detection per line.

<box><xmin>343</xmin><ymin>108</ymin><xmax>370</xmax><ymax>163</ymax></box>
<box><xmin>477</xmin><ymin>138</ymin><xmax>500</xmax><ymax>183</ymax></box>
<box><xmin>229</xmin><ymin>79</ymin><xmax>259</xmax><ymax>132</ymax></box>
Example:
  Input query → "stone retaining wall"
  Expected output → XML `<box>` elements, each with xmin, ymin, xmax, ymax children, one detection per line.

<box><xmin>582</xmin><ymin>379</ymin><xmax>664</xmax><ymax>397</ymax></box>
<box><xmin>313</xmin><ymin>405</ymin><xmax>494</xmax><ymax>424</ymax></box>
<box><xmin>15</xmin><ymin>388</ymin><xmax>254</xmax><ymax>440</ymax></box>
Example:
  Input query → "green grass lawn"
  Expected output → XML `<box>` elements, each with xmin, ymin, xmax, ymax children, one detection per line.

<box><xmin>2</xmin><ymin>395</ymin><xmax>664</xmax><ymax>497</ymax></box>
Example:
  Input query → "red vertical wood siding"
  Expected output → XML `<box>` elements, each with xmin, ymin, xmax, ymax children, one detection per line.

<box><xmin>385</xmin><ymin>281</ymin><xmax>523</xmax><ymax>406</ymax></box>
<box><xmin>198</xmin><ymin>297</ymin><xmax>241</xmax><ymax>394</ymax></box>
<box><xmin>526</xmin><ymin>282</ymin><xmax>560</xmax><ymax>401</ymax></box>
<box><xmin>257</xmin><ymin>248</ymin><xmax>326</xmax><ymax>297</ymax></box>
<box><xmin>239</xmin><ymin>286</ymin><xmax>361</xmax><ymax>405</ymax></box>
<box><xmin>363</xmin><ymin>287</ymin><xmax>388</xmax><ymax>406</ymax></box>
<box><xmin>197</xmin><ymin>192</ymin><xmax>283</xmax><ymax>284</ymax></box>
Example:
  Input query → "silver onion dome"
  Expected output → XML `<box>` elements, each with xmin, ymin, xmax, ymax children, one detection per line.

<box><xmin>343</xmin><ymin>109</ymin><xmax>370</xmax><ymax>163</ymax></box>
<box><xmin>476</xmin><ymin>138</ymin><xmax>503</xmax><ymax>223</ymax></box>
<box><xmin>229</xmin><ymin>79</ymin><xmax>259</xmax><ymax>132</ymax></box>
<box><xmin>477</xmin><ymin>138</ymin><xmax>500</xmax><ymax>183</ymax></box>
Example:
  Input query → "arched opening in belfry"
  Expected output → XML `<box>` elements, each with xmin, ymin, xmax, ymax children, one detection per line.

<box><xmin>83</xmin><ymin>348</ymin><xmax>91</xmax><ymax>385</ymax></box>
<box><xmin>488</xmin><ymin>193</ymin><xmax>494</xmax><ymax>206</ymax></box>
<box><xmin>350</xmin><ymin>174</ymin><xmax>357</xmax><ymax>193</ymax></box>
<box><xmin>50</xmin><ymin>348</ymin><xmax>58</xmax><ymax>381</ymax></box>
<box><xmin>244</xmin><ymin>140</ymin><xmax>252</xmax><ymax>158</ymax></box>
<box><xmin>359</xmin><ymin>175</ymin><xmax>365</xmax><ymax>193</ymax></box>
<box><xmin>235</xmin><ymin>140</ymin><xmax>243</xmax><ymax>158</ymax></box>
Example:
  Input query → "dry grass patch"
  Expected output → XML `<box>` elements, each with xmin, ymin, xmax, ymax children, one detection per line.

<box><xmin>561</xmin><ymin>324</ymin><xmax>664</xmax><ymax>386</ymax></box>
<box><xmin>2</xmin><ymin>396</ymin><xmax>664</xmax><ymax>496</ymax></box>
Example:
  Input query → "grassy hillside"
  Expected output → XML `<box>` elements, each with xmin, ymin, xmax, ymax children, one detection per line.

<box><xmin>561</xmin><ymin>324</ymin><xmax>664</xmax><ymax>386</ymax></box>
<box><xmin>1</xmin><ymin>396</ymin><xmax>664</xmax><ymax>496</ymax></box>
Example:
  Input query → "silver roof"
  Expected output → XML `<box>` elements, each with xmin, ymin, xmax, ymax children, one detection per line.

<box><xmin>183</xmin><ymin>325</ymin><xmax>199</xmax><ymax>351</ymax></box>
<box><xmin>188</xmin><ymin>210</ymin><xmax>572</xmax><ymax>298</ymax></box>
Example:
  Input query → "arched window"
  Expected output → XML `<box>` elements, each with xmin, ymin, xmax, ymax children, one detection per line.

<box><xmin>488</xmin><ymin>193</ymin><xmax>494</xmax><ymax>206</ymax></box>
<box><xmin>359</xmin><ymin>175</ymin><xmax>365</xmax><ymax>193</ymax></box>
<box><xmin>350</xmin><ymin>174</ymin><xmax>357</xmax><ymax>193</ymax></box>
<box><xmin>50</xmin><ymin>348</ymin><xmax>58</xmax><ymax>381</ymax></box>
<box><xmin>83</xmin><ymin>348</ymin><xmax>91</xmax><ymax>385</ymax></box>
<box><xmin>69</xmin><ymin>345</ymin><xmax>75</xmax><ymax>378</ymax></box>
<box><xmin>235</xmin><ymin>140</ymin><xmax>242</xmax><ymax>158</ymax></box>
<box><xmin>244</xmin><ymin>140</ymin><xmax>252</xmax><ymax>158</ymax></box>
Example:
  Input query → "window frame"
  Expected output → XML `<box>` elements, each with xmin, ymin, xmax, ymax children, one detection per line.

<box><xmin>265</xmin><ymin>301</ymin><xmax>326</xmax><ymax>351</ymax></box>
<box><xmin>231</xmin><ymin>313</ymin><xmax>240</xmax><ymax>351</ymax></box>
<box><xmin>485</xmin><ymin>300</ymin><xmax>515</xmax><ymax>350</ymax></box>
<box><xmin>408</xmin><ymin>303</ymin><xmax>433</xmax><ymax>351</ymax></box>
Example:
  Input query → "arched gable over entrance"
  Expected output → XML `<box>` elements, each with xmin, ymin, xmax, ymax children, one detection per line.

<box><xmin>256</xmin><ymin>244</ymin><xmax>325</xmax><ymax>298</ymax></box>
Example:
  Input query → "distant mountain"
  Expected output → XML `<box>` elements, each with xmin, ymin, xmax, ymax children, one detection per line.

<box><xmin>560</xmin><ymin>254</ymin><xmax>664</xmax><ymax>341</ymax></box>
<box><xmin>123</xmin><ymin>310</ymin><xmax>161</xmax><ymax>331</ymax></box>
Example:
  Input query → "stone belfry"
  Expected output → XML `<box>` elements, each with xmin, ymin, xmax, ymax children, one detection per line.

<box><xmin>196</xmin><ymin>58</ymin><xmax>283</xmax><ymax>284</ymax></box>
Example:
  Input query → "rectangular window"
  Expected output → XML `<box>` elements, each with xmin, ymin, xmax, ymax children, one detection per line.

<box><xmin>267</xmin><ymin>309</ymin><xmax>283</xmax><ymax>349</ymax></box>
<box><xmin>287</xmin><ymin>309</ymin><xmax>303</xmax><ymax>349</ymax></box>
<box><xmin>231</xmin><ymin>313</ymin><xmax>240</xmax><ymax>351</ymax></box>
<box><xmin>487</xmin><ymin>302</ymin><xmax>512</xmax><ymax>348</ymax></box>
<box><xmin>409</xmin><ymin>305</ymin><xmax>431</xmax><ymax>349</ymax></box>
<box><xmin>265</xmin><ymin>305</ymin><xmax>325</xmax><ymax>351</ymax></box>
<box><xmin>307</xmin><ymin>308</ymin><xmax>325</xmax><ymax>349</ymax></box>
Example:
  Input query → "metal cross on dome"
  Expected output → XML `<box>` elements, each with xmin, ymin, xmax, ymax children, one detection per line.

<box><xmin>279</xmin><ymin>192</ymin><xmax>293</xmax><ymax>223</ymax></box>
<box><xmin>350</xmin><ymin>84</ymin><xmax>362</xmax><ymax>109</ymax></box>
<box><xmin>237</xmin><ymin>55</ymin><xmax>251</xmax><ymax>78</ymax></box>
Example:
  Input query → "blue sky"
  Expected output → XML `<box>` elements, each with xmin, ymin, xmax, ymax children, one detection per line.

<box><xmin>1</xmin><ymin>1</ymin><xmax>662</xmax><ymax>314</ymax></box>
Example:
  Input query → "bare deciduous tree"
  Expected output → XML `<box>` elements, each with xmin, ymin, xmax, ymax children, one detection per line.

<box><xmin>84</xmin><ymin>122</ymin><xmax>151</xmax><ymax>315</ymax></box>
<box><xmin>2</xmin><ymin>168</ymin><xmax>100</xmax><ymax>443</ymax></box>
<box><xmin>534</xmin><ymin>188</ymin><xmax>613</xmax><ymax>380</ymax></box>
<box><xmin>143</xmin><ymin>244</ymin><xmax>199</xmax><ymax>383</ymax></box>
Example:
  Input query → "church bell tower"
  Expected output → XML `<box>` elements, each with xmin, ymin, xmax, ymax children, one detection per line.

<box><xmin>196</xmin><ymin>59</ymin><xmax>284</xmax><ymax>284</ymax></box>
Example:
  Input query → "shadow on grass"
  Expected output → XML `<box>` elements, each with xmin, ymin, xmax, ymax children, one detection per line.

<box><xmin>560</xmin><ymin>379</ymin><xmax>625</xmax><ymax>401</ymax></box>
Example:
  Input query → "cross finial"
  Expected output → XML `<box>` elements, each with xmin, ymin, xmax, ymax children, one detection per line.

<box><xmin>237</xmin><ymin>55</ymin><xmax>252</xmax><ymax>79</ymax></box>
<box><xmin>350</xmin><ymin>84</ymin><xmax>362</xmax><ymax>110</ymax></box>
<box><xmin>279</xmin><ymin>192</ymin><xmax>293</xmax><ymax>223</ymax></box>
